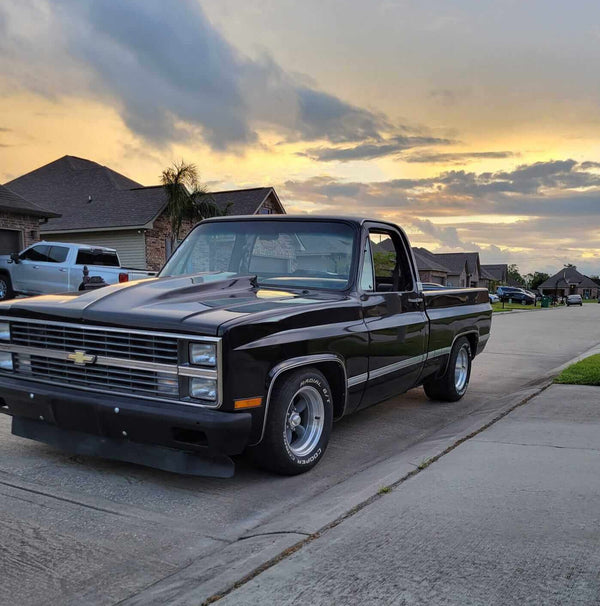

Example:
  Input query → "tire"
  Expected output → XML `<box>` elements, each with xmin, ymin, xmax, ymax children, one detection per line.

<box><xmin>424</xmin><ymin>337</ymin><xmax>472</xmax><ymax>402</ymax></box>
<box><xmin>251</xmin><ymin>367</ymin><xmax>333</xmax><ymax>475</ymax></box>
<box><xmin>0</xmin><ymin>273</ymin><xmax>14</xmax><ymax>301</ymax></box>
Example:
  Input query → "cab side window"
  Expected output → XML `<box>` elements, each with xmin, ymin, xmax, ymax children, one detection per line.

<box><xmin>368</xmin><ymin>230</ymin><xmax>414</xmax><ymax>292</ymax></box>
<box><xmin>47</xmin><ymin>246</ymin><xmax>69</xmax><ymax>263</ymax></box>
<box><xmin>21</xmin><ymin>245</ymin><xmax>49</xmax><ymax>262</ymax></box>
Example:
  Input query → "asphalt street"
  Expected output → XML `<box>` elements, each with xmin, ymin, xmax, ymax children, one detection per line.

<box><xmin>0</xmin><ymin>304</ymin><xmax>599</xmax><ymax>604</ymax></box>
<box><xmin>219</xmin><ymin>383</ymin><xmax>600</xmax><ymax>606</ymax></box>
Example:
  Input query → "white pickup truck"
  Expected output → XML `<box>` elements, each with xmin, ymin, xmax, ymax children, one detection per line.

<box><xmin>0</xmin><ymin>242</ymin><xmax>155</xmax><ymax>300</ymax></box>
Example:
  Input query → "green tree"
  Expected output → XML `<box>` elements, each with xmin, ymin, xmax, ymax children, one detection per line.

<box><xmin>530</xmin><ymin>271</ymin><xmax>550</xmax><ymax>290</ymax></box>
<box><xmin>160</xmin><ymin>160</ymin><xmax>228</xmax><ymax>247</ymax></box>
<box><xmin>507</xmin><ymin>264</ymin><xmax>525</xmax><ymax>286</ymax></box>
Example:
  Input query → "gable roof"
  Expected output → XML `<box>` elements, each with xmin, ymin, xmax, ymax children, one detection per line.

<box><xmin>4</xmin><ymin>155</ymin><xmax>285</xmax><ymax>233</ymax></box>
<box><xmin>538</xmin><ymin>266</ymin><xmax>598</xmax><ymax>290</ymax></box>
<box><xmin>0</xmin><ymin>183</ymin><xmax>60</xmax><ymax>218</ymax></box>
<box><xmin>412</xmin><ymin>247</ymin><xmax>452</xmax><ymax>273</ymax></box>
<box><xmin>414</xmin><ymin>249</ymin><xmax>468</xmax><ymax>276</ymax></box>
<box><xmin>432</xmin><ymin>252</ymin><xmax>480</xmax><ymax>276</ymax></box>
<box><xmin>479</xmin><ymin>266</ymin><xmax>496</xmax><ymax>281</ymax></box>
<box><xmin>208</xmin><ymin>187</ymin><xmax>284</xmax><ymax>216</ymax></box>
<box><xmin>481</xmin><ymin>263</ymin><xmax>508</xmax><ymax>282</ymax></box>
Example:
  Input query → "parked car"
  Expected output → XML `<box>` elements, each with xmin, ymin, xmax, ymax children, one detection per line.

<box><xmin>0</xmin><ymin>216</ymin><xmax>492</xmax><ymax>477</ymax></box>
<box><xmin>0</xmin><ymin>242</ymin><xmax>155</xmax><ymax>300</ymax></box>
<box><xmin>567</xmin><ymin>294</ymin><xmax>583</xmax><ymax>307</ymax></box>
<box><xmin>489</xmin><ymin>293</ymin><xmax>499</xmax><ymax>303</ymax></box>
<box><xmin>496</xmin><ymin>286</ymin><xmax>535</xmax><ymax>304</ymax></box>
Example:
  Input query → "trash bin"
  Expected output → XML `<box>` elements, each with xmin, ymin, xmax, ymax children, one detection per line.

<box><xmin>541</xmin><ymin>296</ymin><xmax>550</xmax><ymax>308</ymax></box>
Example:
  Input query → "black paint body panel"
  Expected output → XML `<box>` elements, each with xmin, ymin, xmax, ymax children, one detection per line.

<box><xmin>0</xmin><ymin>216</ymin><xmax>492</xmax><ymax>467</ymax></box>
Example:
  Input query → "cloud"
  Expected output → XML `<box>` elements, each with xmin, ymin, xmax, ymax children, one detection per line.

<box><xmin>412</xmin><ymin>218</ymin><xmax>480</xmax><ymax>250</ymax></box>
<box><xmin>299</xmin><ymin>135</ymin><xmax>454</xmax><ymax>162</ymax></box>
<box><xmin>0</xmin><ymin>0</ymin><xmax>413</xmax><ymax>150</ymax></box>
<box><xmin>404</xmin><ymin>151</ymin><xmax>516</xmax><ymax>164</ymax></box>
<box><xmin>280</xmin><ymin>158</ymin><xmax>600</xmax><ymax>274</ymax></box>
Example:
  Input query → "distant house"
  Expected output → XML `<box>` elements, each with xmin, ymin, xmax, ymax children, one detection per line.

<box><xmin>481</xmin><ymin>263</ymin><xmax>508</xmax><ymax>290</ymax></box>
<box><xmin>0</xmin><ymin>183</ymin><xmax>59</xmax><ymax>255</ymax></box>
<box><xmin>5</xmin><ymin>155</ymin><xmax>286</xmax><ymax>271</ymax></box>
<box><xmin>412</xmin><ymin>248</ymin><xmax>451</xmax><ymax>285</ymax></box>
<box><xmin>538</xmin><ymin>266</ymin><xmax>599</xmax><ymax>300</ymax></box>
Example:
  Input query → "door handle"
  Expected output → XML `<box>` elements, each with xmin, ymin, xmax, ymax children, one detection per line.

<box><xmin>59</xmin><ymin>268</ymin><xmax>67</xmax><ymax>272</ymax></box>
<box><xmin>32</xmin><ymin>265</ymin><xmax>40</xmax><ymax>269</ymax></box>
<box><xmin>408</xmin><ymin>297</ymin><xmax>423</xmax><ymax>304</ymax></box>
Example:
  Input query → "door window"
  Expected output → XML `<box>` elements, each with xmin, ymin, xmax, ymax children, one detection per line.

<box><xmin>368</xmin><ymin>230</ymin><xmax>414</xmax><ymax>292</ymax></box>
<box><xmin>47</xmin><ymin>246</ymin><xmax>69</xmax><ymax>263</ymax></box>
<box><xmin>20</xmin><ymin>245</ymin><xmax>49</xmax><ymax>262</ymax></box>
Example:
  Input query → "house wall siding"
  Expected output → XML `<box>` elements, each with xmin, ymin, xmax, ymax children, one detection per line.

<box><xmin>0</xmin><ymin>212</ymin><xmax>41</xmax><ymax>250</ymax></box>
<box><xmin>44</xmin><ymin>229</ymin><xmax>147</xmax><ymax>268</ymax></box>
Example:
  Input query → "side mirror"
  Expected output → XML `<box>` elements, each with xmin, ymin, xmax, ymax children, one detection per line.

<box><xmin>9</xmin><ymin>252</ymin><xmax>20</xmax><ymax>264</ymax></box>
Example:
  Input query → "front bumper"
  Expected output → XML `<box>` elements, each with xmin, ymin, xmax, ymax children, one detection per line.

<box><xmin>0</xmin><ymin>376</ymin><xmax>252</xmax><ymax>477</ymax></box>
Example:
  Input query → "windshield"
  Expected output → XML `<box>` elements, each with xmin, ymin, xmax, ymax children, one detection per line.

<box><xmin>160</xmin><ymin>220</ymin><xmax>357</xmax><ymax>291</ymax></box>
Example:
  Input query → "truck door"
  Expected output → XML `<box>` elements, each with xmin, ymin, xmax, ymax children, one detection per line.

<box><xmin>38</xmin><ymin>245</ymin><xmax>71</xmax><ymax>293</ymax></box>
<box><xmin>11</xmin><ymin>244</ymin><xmax>51</xmax><ymax>294</ymax></box>
<box><xmin>358</xmin><ymin>223</ymin><xmax>428</xmax><ymax>408</ymax></box>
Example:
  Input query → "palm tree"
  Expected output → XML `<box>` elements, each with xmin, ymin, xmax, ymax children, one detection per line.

<box><xmin>160</xmin><ymin>160</ymin><xmax>228</xmax><ymax>249</ymax></box>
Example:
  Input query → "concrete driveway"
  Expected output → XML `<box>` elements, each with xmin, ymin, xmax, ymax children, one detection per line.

<box><xmin>1</xmin><ymin>304</ymin><xmax>599</xmax><ymax>605</ymax></box>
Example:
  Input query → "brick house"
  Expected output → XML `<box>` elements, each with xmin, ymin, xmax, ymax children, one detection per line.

<box><xmin>411</xmin><ymin>248</ymin><xmax>450</xmax><ymax>285</ymax></box>
<box><xmin>0</xmin><ymin>183</ymin><xmax>59</xmax><ymax>254</ymax></box>
<box><xmin>5</xmin><ymin>155</ymin><xmax>286</xmax><ymax>271</ymax></box>
<box><xmin>538</xmin><ymin>266</ymin><xmax>599</xmax><ymax>300</ymax></box>
<box><xmin>480</xmin><ymin>264</ymin><xmax>508</xmax><ymax>291</ymax></box>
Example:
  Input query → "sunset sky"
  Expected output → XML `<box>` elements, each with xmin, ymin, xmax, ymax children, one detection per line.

<box><xmin>1</xmin><ymin>0</ymin><xmax>600</xmax><ymax>276</ymax></box>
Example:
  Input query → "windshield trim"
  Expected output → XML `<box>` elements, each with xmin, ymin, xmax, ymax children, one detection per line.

<box><xmin>159</xmin><ymin>218</ymin><xmax>361</xmax><ymax>293</ymax></box>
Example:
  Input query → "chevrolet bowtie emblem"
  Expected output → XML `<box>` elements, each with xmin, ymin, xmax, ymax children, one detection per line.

<box><xmin>67</xmin><ymin>350</ymin><xmax>97</xmax><ymax>366</ymax></box>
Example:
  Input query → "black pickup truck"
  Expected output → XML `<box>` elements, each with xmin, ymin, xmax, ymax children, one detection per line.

<box><xmin>0</xmin><ymin>216</ymin><xmax>491</xmax><ymax>477</ymax></box>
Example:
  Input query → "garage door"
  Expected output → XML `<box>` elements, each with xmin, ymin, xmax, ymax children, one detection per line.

<box><xmin>0</xmin><ymin>229</ymin><xmax>22</xmax><ymax>255</ymax></box>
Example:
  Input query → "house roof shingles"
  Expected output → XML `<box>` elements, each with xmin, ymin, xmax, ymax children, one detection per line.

<box><xmin>0</xmin><ymin>183</ymin><xmax>59</xmax><ymax>218</ymax></box>
<box><xmin>481</xmin><ymin>264</ymin><xmax>508</xmax><ymax>282</ymax></box>
<box><xmin>411</xmin><ymin>248</ymin><xmax>452</xmax><ymax>273</ymax></box>
<box><xmin>538</xmin><ymin>266</ymin><xmax>598</xmax><ymax>290</ymax></box>
<box><xmin>4</xmin><ymin>155</ymin><xmax>282</xmax><ymax>232</ymax></box>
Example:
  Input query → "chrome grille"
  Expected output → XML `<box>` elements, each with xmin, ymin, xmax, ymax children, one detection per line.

<box><xmin>10</xmin><ymin>322</ymin><xmax>179</xmax><ymax>365</ymax></box>
<box><xmin>14</xmin><ymin>353</ymin><xmax>179</xmax><ymax>398</ymax></box>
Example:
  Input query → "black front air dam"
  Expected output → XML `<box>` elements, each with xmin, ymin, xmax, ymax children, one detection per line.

<box><xmin>0</xmin><ymin>376</ymin><xmax>252</xmax><ymax>478</ymax></box>
<box><xmin>12</xmin><ymin>417</ymin><xmax>236</xmax><ymax>478</ymax></box>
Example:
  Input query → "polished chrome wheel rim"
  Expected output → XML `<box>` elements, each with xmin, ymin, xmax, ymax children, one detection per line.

<box><xmin>0</xmin><ymin>279</ymin><xmax>7</xmax><ymax>300</ymax></box>
<box><xmin>285</xmin><ymin>385</ymin><xmax>324</xmax><ymax>457</ymax></box>
<box><xmin>454</xmin><ymin>347</ymin><xmax>469</xmax><ymax>392</ymax></box>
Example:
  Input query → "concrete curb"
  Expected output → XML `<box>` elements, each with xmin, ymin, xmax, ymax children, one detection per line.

<box><xmin>123</xmin><ymin>346</ymin><xmax>599</xmax><ymax>606</ymax></box>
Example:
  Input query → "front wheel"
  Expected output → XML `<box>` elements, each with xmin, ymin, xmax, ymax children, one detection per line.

<box><xmin>424</xmin><ymin>337</ymin><xmax>472</xmax><ymax>402</ymax></box>
<box><xmin>250</xmin><ymin>367</ymin><xmax>333</xmax><ymax>475</ymax></box>
<box><xmin>0</xmin><ymin>274</ymin><xmax>14</xmax><ymax>301</ymax></box>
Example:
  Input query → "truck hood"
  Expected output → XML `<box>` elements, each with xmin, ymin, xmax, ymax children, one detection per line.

<box><xmin>0</xmin><ymin>274</ymin><xmax>351</xmax><ymax>336</ymax></box>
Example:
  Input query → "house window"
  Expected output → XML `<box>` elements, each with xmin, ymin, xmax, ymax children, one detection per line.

<box><xmin>257</xmin><ymin>207</ymin><xmax>273</xmax><ymax>214</ymax></box>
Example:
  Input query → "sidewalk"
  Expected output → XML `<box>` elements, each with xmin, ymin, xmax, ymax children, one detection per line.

<box><xmin>218</xmin><ymin>384</ymin><xmax>600</xmax><ymax>605</ymax></box>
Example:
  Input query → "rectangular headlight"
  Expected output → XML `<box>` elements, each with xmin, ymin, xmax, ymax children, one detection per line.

<box><xmin>0</xmin><ymin>322</ymin><xmax>9</xmax><ymax>341</ymax></box>
<box><xmin>0</xmin><ymin>351</ymin><xmax>13</xmax><ymax>371</ymax></box>
<box><xmin>190</xmin><ymin>377</ymin><xmax>217</xmax><ymax>401</ymax></box>
<box><xmin>189</xmin><ymin>342</ymin><xmax>216</xmax><ymax>367</ymax></box>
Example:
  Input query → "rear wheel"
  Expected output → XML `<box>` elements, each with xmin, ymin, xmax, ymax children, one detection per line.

<box><xmin>251</xmin><ymin>367</ymin><xmax>333</xmax><ymax>475</ymax></box>
<box><xmin>0</xmin><ymin>273</ymin><xmax>14</xmax><ymax>301</ymax></box>
<box><xmin>424</xmin><ymin>337</ymin><xmax>472</xmax><ymax>402</ymax></box>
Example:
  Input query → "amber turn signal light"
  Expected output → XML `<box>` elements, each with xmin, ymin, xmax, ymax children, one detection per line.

<box><xmin>234</xmin><ymin>397</ymin><xmax>263</xmax><ymax>409</ymax></box>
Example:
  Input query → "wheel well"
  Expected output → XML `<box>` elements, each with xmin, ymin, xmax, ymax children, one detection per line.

<box><xmin>311</xmin><ymin>361</ymin><xmax>347</xmax><ymax>420</ymax></box>
<box><xmin>463</xmin><ymin>333</ymin><xmax>478</xmax><ymax>358</ymax></box>
<box><xmin>269</xmin><ymin>360</ymin><xmax>347</xmax><ymax>421</ymax></box>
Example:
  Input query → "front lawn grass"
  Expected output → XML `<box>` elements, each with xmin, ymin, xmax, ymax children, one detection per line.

<box><xmin>555</xmin><ymin>354</ymin><xmax>600</xmax><ymax>386</ymax></box>
<box><xmin>491</xmin><ymin>302</ymin><xmax>542</xmax><ymax>313</ymax></box>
